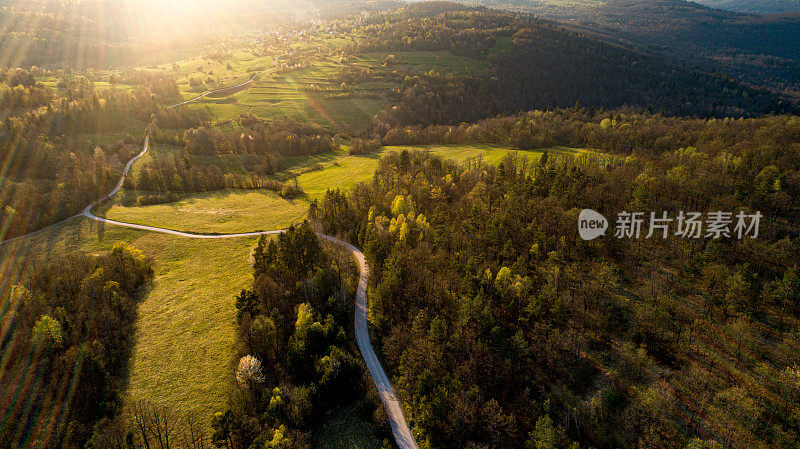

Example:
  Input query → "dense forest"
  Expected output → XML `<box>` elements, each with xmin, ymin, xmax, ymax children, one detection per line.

<box><xmin>311</xmin><ymin>109</ymin><xmax>800</xmax><ymax>448</ymax></box>
<box><xmin>0</xmin><ymin>243</ymin><xmax>153</xmax><ymax>448</ymax></box>
<box><xmin>206</xmin><ymin>222</ymin><xmax>389</xmax><ymax>448</ymax></box>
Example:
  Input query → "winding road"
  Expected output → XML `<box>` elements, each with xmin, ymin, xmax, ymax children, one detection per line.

<box><xmin>168</xmin><ymin>53</ymin><xmax>288</xmax><ymax>109</ymax></box>
<box><xmin>3</xmin><ymin>55</ymin><xmax>419</xmax><ymax>448</ymax></box>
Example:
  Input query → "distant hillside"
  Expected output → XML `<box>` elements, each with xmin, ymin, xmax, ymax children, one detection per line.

<box><xmin>691</xmin><ymin>0</ymin><xmax>800</xmax><ymax>13</ymax></box>
<box><xmin>355</xmin><ymin>2</ymin><xmax>796</xmax><ymax>121</ymax></box>
<box><xmin>0</xmin><ymin>0</ymin><xmax>402</xmax><ymax>68</ymax></box>
<box><xmin>479</xmin><ymin>0</ymin><xmax>800</xmax><ymax>97</ymax></box>
<box><xmin>578</xmin><ymin>0</ymin><xmax>800</xmax><ymax>95</ymax></box>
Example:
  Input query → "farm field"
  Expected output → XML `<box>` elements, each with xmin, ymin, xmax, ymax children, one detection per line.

<box><xmin>148</xmin><ymin>36</ymin><xmax>494</xmax><ymax>129</ymax></box>
<box><xmin>177</xmin><ymin>55</ymin><xmax>388</xmax><ymax>128</ymax></box>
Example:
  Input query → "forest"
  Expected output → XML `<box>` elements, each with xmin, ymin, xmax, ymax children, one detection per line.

<box><xmin>218</xmin><ymin>222</ymin><xmax>388</xmax><ymax>448</ymax></box>
<box><xmin>3</xmin><ymin>2</ymin><xmax>800</xmax><ymax>448</ymax></box>
<box><xmin>0</xmin><ymin>66</ymin><xmax>208</xmax><ymax>238</ymax></box>
<box><xmin>311</xmin><ymin>109</ymin><xmax>800</xmax><ymax>448</ymax></box>
<box><xmin>347</xmin><ymin>4</ymin><xmax>796</xmax><ymax>122</ymax></box>
<box><xmin>0</xmin><ymin>243</ymin><xmax>154</xmax><ymax>448</ymax></box>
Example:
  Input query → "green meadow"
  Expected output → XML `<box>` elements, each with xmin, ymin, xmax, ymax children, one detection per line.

<box><xmin>105</xmin><ymin>189</ymin><xmax>308</xmax><ymax>234</ymax></box>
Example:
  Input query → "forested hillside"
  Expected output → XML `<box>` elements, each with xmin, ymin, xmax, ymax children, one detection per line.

<box><xmin>483</xmin><ymin>0</ymin><xmax>800</xmax><ymax>97</ymax></box>
<box><xmin>312</xmin><ymin>109</ymin><xmax>800</xmax><ymax>448</ymax></box>
<box><xmin>347</xmin><ymin>3</ymin><xmax>796</xmax><ymax>122</ymax></box>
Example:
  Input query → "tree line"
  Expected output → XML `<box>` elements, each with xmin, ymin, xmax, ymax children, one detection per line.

<box><xmin>178</xmin><ymin>117</ymin><xmax>338</xmax><ymax>158</ymax></box>
<box><xmin>373</xmin><ymin>107</ymin><xmax>800</xmax><ymax>221</ymax></box>
<box><xmin>127</xmin><ymin>116</ymin><xmax>343</xmax><ymax>203</ymax></box>
<box><xmin>123</xmin><ymin>152</ymin><xmax>304</xmax><ymax>201</ymax></box>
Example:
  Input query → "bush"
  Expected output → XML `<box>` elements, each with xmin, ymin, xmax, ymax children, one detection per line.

<box><xmin>136</xmin><ymin>192</ymin><xmax>180</xmax><ymax>206</ymax></box>
<box><xmin>348</xmin><ymin>138</ymin><xmax>382</xmax><ymax>155</ymax></box>
<box><xmin>280</xmin><ymin>183</ymin><xmax>304</xmax><ymax>199</ymax></box>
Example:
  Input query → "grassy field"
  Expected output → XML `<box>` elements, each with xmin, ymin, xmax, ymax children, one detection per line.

<box><xmin>103</xmin><ymin>143</ymin><xmax>571</xmax><ymax>234</ymax></box>
<box><xmin>105</xmin><ymin>190</ymin><xmax>308</xmax><ymax>234</ymax></box>
<box><xmin>125</xmin><ymin>234</ymin><xmax>258</xmax><ymax>420</ymax></box>
<box><xmin>0</xmin><ymin>218</ymin><xmax>260</xmax><ymax>421</ymax></box>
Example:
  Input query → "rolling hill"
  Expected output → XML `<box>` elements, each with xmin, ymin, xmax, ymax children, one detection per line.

<box><xmin>480</xmin><ymin>0</ymin><xmax>800</xmax><ymax>97</ymax></box>
<box><xmin>692</xmin><ymin>0</ymin><xmax>800</xmax><ymax>13</ymax></box>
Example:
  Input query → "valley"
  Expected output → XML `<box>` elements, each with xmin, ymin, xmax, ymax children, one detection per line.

<box><xmin>2</xmin><ymin>2</ymin><xmax>800</xmax><ymax>449</ymax></box>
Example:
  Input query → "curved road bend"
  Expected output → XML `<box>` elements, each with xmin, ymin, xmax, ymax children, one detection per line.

<box><xmin>169</xmin><ymin>52</ymin><xmax>289</xmax><ymax>109</ymax></box>
<box><xmin>5</xmin><ymin>68</ymin><xmax>420</xmax><ymax>446</ymax></box>
<box><xmin>0</xmin><ymin>135</ymin><xmax>153</xmax><ymax>247</ymax></box>
<box><xmin>81</xmin><ymin>146</ymin><xmax>419</xmax><ymax>448</ymax></box>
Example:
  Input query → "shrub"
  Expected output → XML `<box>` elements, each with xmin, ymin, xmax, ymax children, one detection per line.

<box><xmin>280</xmin><ymin>183</ymin><xmax>304</xmax><ymax>199</ymax></box>
<box><xmin>348</xmin><ymin>138</ymin><xmax>382</xmax><ymax>155</ymax></box>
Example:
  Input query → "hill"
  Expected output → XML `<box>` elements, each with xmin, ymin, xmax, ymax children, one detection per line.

<box><xmin>0</xmin><ymin>0</ymin><xmax>402</xmax><ymax>68</ymax></box>
<box><xmin>692</xmin><ymin>0</ymin><xmax>800</xmax><ymax>13</ymax></box>
<box><xmin>480</xmin><ymin>0</ymin><xmax>800</xmax><ymax>96</ymax></box>
<box><xmin>355</xmin><ymin>2</ymin><xmax>796</xmax><ymax>124</ymax></box>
